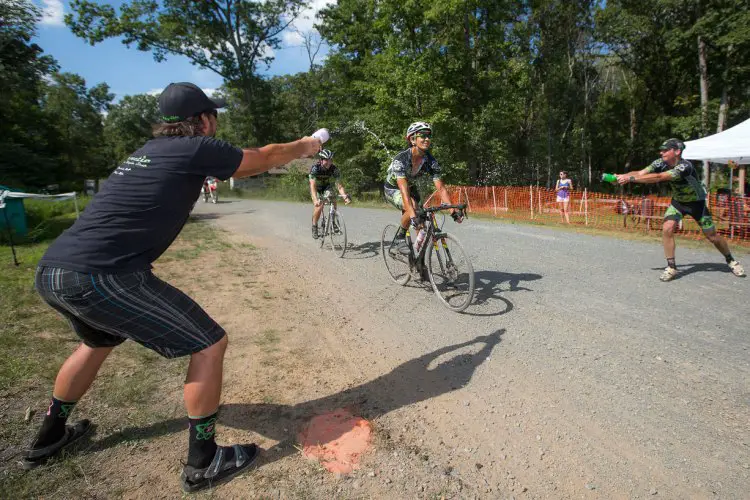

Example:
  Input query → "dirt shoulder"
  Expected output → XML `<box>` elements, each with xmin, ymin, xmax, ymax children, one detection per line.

<box><xmin>0</xmin><ymin>220</ymin><xmax>479</xmax><ymax>499</ymax></box>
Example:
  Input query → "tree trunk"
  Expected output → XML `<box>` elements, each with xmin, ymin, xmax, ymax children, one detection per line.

<box><xmin>698</xmin><ymin>35</ymin><xmax>711</xmax><ymax>190</ymax></box>
<box><xmin>716</xmin><ymin>45</ymin><xmax>732</xmax><ymax>134</ymax></box>
<box><xmin>624</xmin><ymin>107</ymin><xmax>636</xmax><ymax>171</ymax></box>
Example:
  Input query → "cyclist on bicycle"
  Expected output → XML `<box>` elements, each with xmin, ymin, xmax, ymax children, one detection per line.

<box><xmin>310</xmin><ymin>149</ymin><xmax>351</xmax><ymax>239</ymax></box>
<box><xmin>383</xmin><ymin>122</ymin><xmax>463</xmax><ymax>245</ymax></box>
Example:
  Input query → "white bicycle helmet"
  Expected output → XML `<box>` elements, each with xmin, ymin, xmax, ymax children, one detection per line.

<box><xmin>405</xmin><ymin>121</ymin><xmax>432</xmax><ymax>139</ymax></box>
<box><xmin>318</xmin><ymin>149</ymin><xmax>334</xmax><ymax>160</ymax></box>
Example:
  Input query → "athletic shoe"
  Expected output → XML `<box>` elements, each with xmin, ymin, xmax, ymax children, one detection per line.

<box><xmin>728</xmin><ymin>260</ymin><xmax>746</xmax><ymax>277</ymax></box>
<box><xmin>659</xmin><ymin>266</ymin><xmax>678</xmax><ymax>282</ymax></box>
<box><xmin>312</xmin><ymin>225</ymin><xmax>319</xmax><ymax>239</ymax></box>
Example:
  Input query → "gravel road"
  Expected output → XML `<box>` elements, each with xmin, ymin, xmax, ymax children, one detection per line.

<box><xmin>193</xmin><ymin>198</ymin><xmax>750</xmax><ymax>498</ymax></box>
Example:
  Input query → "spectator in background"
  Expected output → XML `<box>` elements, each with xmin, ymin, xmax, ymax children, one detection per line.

<box><xmin>555</xmin><ymin>171</ymin><xmax>573</xmax><ymax>224</ymax></box>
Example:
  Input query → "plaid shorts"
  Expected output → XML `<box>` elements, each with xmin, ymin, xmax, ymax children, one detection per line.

<box><xmin>35</xmin><ymin>266</ymin><xmax>225</xmax><ymax>358</ymax></box>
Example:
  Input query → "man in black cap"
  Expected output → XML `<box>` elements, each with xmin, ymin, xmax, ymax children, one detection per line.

<box><xmin>23</xmin><ymin>82</ymin><xmax>322</xmax><ymax>491</ymax></box>
<box><xmin>617</xmin><ymin>138</ymin><xmax>745</xmax><ymax>281</ymax></box>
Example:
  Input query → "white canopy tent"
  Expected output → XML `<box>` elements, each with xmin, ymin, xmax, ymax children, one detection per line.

<box><xmin>683</xmin><ymin>118</ymin><xmax>750</xmax><ymax>164</ymax></box>
<box><xmin>0</xmin><ymin>189</ymin><xmax>79</xmax><ymax>266</ymax></box>
<box><xmin>683</xmin><ymin>118</ymin><xmax>750</xmax><ymax>197</ymax></box>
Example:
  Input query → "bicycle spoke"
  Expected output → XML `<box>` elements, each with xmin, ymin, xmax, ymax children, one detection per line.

<box><xmin>330</xmin><ymin>211</ymin><xmax>347</xmax><ymax>257</ymax></box>
<box><xmin>426</xmin><ymin>234</ymin><xmax>474</xmax><ymax>312</ymax></box>
<box><xmin>381</xmin><ymin>224</ymin><xmax>411</xmax><ymax>285</ymax></box>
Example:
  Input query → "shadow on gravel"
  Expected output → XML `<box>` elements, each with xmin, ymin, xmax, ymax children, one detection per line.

<box><xmin>189</xmin><ymin>210</ymin><xmax>255</xmax><ymax>221</ymax></box>
<box><xmin>86</xmin><ymin>330</ymin><xmax>504</xmax><ymax>468</ymax></box>
<box><xmin>465</xmin><ymin>270</ymin><xmax>543</xmax><ymax>317</ymax></box>
<box><xmin>343</xmin><ymin>240</ymin><xmax>380</xmax><ymax>260</ymax></box>
<box><xmin>649</xmin><ymin>262</ymin><xmax>739</xmax><ymax>280</ymax></box>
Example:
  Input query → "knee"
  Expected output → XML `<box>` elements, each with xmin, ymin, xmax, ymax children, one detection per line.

<box><xmin>200</xmin><ymin>334</ymin><xmax>228</xmax><ymax>359</ymax></box>
<box><xmin>662</xmin><ymin>224</ymin><xmax>675</xmax><ymax>237</ymax></box>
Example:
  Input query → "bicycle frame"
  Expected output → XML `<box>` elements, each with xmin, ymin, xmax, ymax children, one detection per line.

<box><xmin>399</xmin><ymin>204</ymin><xmax>465</xmax><ymax>275</ymax></box>
<box><xmin>319</xmin><ymin>193</ymin><xmax>340</xmax><ymax>235</ymax></box>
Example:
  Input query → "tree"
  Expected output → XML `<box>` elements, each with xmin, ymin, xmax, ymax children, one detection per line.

<box><xmin>0</xmin><ymin>0</ymin><xmax>60</xmax><ymax>188</ymax></box>
<box><xmin>43</xmin><ymin>73</ymin><xmax>114</xmax><ymax>183</ymax></box>
<box><xmin>66</xmin><ymin>0</ymin><xmax>306</xmax><ymax>143</ymax></box>
<box><xmin>104</xmin><ymin>94</ymin><xmax>161</xmax><ymax>162</ymax></box>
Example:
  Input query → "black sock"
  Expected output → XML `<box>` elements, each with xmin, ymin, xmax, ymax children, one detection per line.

<box><xmin>33</xmin><ymin>397</ymin><xmax>77</xmax><ymax>448</ymax></box>
<box><xmin>187</xmin><ymin>412</ymin><xmax>219</xmax><ymax>468</ymax></box>
<box><xmin>667</xmin><ymin>258</ymin><xmax>676</xmax><ymax>269</ymax></box>
<box><xmin>725</xmin><ymin>253</ymin><xmax>734</xmax><ymax>264</ymax></box>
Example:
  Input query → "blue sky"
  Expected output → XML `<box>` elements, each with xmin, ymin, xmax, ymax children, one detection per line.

<box><xmin>32</xmin><ymin>0</ymin><xmax>331</xmax><ymax>99</ymax></box>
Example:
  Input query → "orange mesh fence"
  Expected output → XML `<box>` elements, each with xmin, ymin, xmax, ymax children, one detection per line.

<box><xmin>424</xmin><ymin>186</ymin><xmax>750</xmax><ymax>244</ymax></box>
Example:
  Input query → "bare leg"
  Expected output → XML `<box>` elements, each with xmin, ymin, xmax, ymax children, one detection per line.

<box><xmin>703</xmin><ymin>228</ymin><xmax>732</xmax><ymax>257</ymax></box>
<box><xmin>663</xmin><ymin>220</ymin><xmax>677</xmax><ymax>260</ymax></box>
<box><xmin>312</xmin><ymin>204</ymin><xmax>324</xmax><ymax>225</ymax></box>
<box><xmin>184</xmin><ymin>335</ymin><xmax>228</xmax><ymax>417</ymax></box>
<box><xmin>563</xmin><ymin>201</ymin><xmax>571</xmax><ymax>224</ymax></box>
<box><xmin>400</xmin><ymin>198</ymin><xmax>418</xmax><ymax>230</ymax></box>
<box><xmin>53</xmin><ymin>344</ymin><xmax>114</xmax><ymax>401</ymax></box>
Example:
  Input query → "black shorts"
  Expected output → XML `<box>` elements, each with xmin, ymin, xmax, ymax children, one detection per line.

<box><xmin>664</xmin><ymin>199</ymin><xmax>715</xmax><ymax>230</ymax></box>
<box><xmin>35</xmin><ymin>266</ymin><xmax>225</xmax><ymax>358</ymax></box>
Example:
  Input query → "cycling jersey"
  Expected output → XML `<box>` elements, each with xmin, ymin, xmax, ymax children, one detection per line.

<box><xmin>309</xmin><ymin>162</ymin><xmax>341</xmax><ymax>191</ymax></box>
<box><xmin>384</xmin><ymin>148</ymin><xmax>442</xmax><ymax>189</ymax></box>
<box><xmin>643</xmin><ymin>159</ymin><xmax>706</xmax><ymax>203</ymax></box>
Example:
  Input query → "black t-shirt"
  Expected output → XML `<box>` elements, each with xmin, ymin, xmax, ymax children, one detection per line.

<box><xmin>40</xmin><ymin>136</ymin><xmax>243</xmax><ymax>273</ymax></box>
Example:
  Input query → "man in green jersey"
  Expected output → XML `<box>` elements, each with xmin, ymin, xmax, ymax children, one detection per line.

<box><xmin>617</xmin><ymin>138</ymin><xmax>745</xmax><ymax>282</ymax></box>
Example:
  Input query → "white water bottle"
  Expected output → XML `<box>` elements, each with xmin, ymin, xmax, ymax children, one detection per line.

<box><xmin>415</xmin><ymin>229</ymin><xmax>426</xmax><ymax>252</ymax></box>
<box><xmin>312</xmin><ymin>128</ymin><xmax>330</xmax><ymax>144</ymax></box>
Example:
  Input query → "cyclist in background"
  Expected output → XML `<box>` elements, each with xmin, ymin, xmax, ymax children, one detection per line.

<box><xmin>309</xmin><ymin>149</ymin><xmax>350</xmax><ymax>239</ymax></box>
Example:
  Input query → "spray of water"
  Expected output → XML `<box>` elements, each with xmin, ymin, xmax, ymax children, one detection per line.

<box><xmin>331</xmin><ymin>120</ymin><xmax>393</xmax><ymax>159</ymax></box>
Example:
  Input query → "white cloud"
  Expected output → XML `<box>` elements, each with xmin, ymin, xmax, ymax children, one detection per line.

<box><xmin>283</xmin><ymin>0</ymin><xmax>335</xmax><ymax>45</ymax></box>
<box><xmin>39</xmin><ymin>0</ymin><xmax>65</xmax><ymax>27</ymax></box>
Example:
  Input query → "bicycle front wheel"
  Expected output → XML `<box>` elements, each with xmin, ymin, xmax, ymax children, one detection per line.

<box><xmin>329</xmin><ymin>211</ymin><xmax>347</xmax><ymax>257</ymax></box>
<box><xmin>319</xmin><ymin>215</ymin><xmax>326</xmax><ymax>248</ymax></box>
<box><xmin>381</xmin><ymin>224</ymin><xmax>410</xmax><ymax>285</ymax></box>
<box><xmin>426</xmin><ymin>233</ymin><xmax>475</xmax><ymax>312</ymax></box>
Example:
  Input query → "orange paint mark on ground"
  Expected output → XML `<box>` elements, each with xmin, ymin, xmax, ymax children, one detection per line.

<box><xmin>298</xmin><ymin>409</ymin><xmax>372</xmax><ymax>474</ymax></box>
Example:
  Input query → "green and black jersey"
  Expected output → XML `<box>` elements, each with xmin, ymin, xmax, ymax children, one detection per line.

<box><xmin>309</xmin><ymin>162</ymin><xmax>341</xmax><ymax>191</ymax></box>
<box><xmin>384</xmin><ymin>148</ymin><xmax>442</xmax><ymax>189</ymax></box>
<box><xmin>644</xmin><ymin>159</ymin><xmax>706</xmax><ymax>202</ymax></box>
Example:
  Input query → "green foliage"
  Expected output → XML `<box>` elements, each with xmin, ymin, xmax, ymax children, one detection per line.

<box><xmin>104</xmin><ymin>94</ymin><xmax>160</xmax><ymax>163</ymax></box>
<box><xmin>3</xmin><ymin>0</ymin><xmax>750</xmax><ymax>194</ymax></box>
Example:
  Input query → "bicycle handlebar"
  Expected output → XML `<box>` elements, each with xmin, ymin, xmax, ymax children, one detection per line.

<box><xmin>421</xmin><ymin>203</ymin><xmax>467</xmax><ymax>213</ymax></box>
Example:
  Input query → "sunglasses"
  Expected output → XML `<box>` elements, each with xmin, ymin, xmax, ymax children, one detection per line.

<box><xmin>415</xmin><ymin>133</ymin><xmax>432</xmax><ymax>139</ymax></box>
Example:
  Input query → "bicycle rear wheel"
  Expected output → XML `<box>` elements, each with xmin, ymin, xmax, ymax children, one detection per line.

<box><xmin>381</xmin><ymin>224</ymin><xmax>410</xmax><ymax>285</ymax></box>
<box><xmin>426</xmin><ymin>233</ymin><xmax>474</xmax><ymax>312</ymax></box>
<box><xmin>329</xmin><ymin>211</ymin><xmax>347</xmax><ymax>257</ymax></box>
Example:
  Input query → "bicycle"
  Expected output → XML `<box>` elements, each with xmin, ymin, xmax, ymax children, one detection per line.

<box><xmin>202</xmin><ymin>178</ymin><xmax>218</xmax><ymax>204</ymax></box>
<box><xmin>380</xmin><ymin>203</ymin><xmax>475</xmax><ymax>312</ymax></box>
<box><xmin>317</xmin><ymin>191</ymin><xmax>348</xmax><ymax>257</ymax></box>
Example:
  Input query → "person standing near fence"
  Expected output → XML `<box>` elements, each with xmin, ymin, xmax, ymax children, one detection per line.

<box><xmin>23</xmin><ymin>82</ymin><xmax>322</xmax><ymax>492</ymax></box>
<box><xmin>616</xmin><ymin>138</ymin><xmax>745</xmax><ymax>282</ymax></box>
<box><xmin>555</xmin><ymin>171</ymin><xmax>573</xmax><ymax>224</ymax></box>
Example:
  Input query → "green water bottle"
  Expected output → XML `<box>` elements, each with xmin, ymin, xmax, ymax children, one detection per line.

<box><xmin>601</xmin><ymin>173</ymin><xmax>618</xmax><ymax>183</ymax></box>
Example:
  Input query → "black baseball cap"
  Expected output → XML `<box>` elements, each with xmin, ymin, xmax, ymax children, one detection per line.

<box><xmin>158</xmin><ymin>82</ymin><xmax>226</xmax><ymax>123</ymax></box>
<box><xmin>659</xmin><ymin>138</ymin><xmax>685</xmax><ymax>151</ymax></box>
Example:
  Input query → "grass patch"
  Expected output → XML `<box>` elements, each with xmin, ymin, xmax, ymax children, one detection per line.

<box><xmin>254</xmin><ymin>329</ymin><xmax>280</xmax><ymax>351</ymax></box>
<box><xmin>0</xmin><ymin>217</ymin><xmax>233</xmax><ymax>497</ymax></box>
